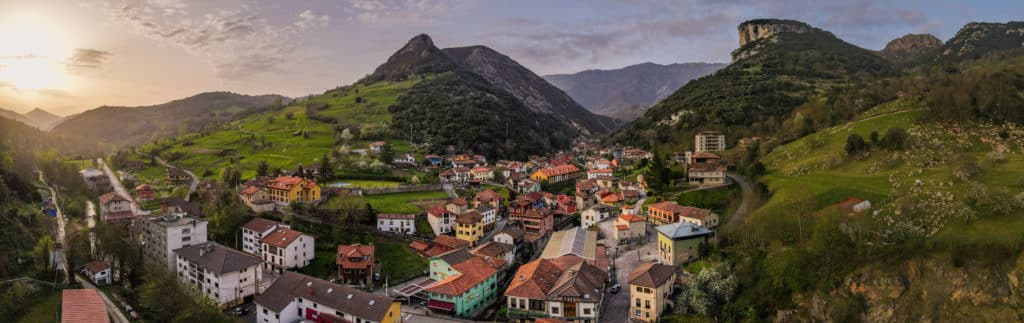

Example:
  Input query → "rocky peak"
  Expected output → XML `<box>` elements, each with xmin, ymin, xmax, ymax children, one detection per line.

<box><xmin>359</xmin><ymin>34</ymin><xmax>458</xmax><ymax>84</ymax></box>
<box><xmin>737</xmin><ymin>19</ymin><xmax>814</xmax><ymax>47</ymax></box>
<box><xmin>879</xmin><ymin>33</ymin><xmax>942</xmax><ymax>62</ymax></box>
<box><xmin>939</xmin><ymin>21</ymin><xmax>1024</xmax><ymax>61</ymax></box>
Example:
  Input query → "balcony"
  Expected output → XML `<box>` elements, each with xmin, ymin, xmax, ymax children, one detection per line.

<box><xmin>508</xmin><ymin>308</ymin><xmax>549</xmax><ymax>318</ymax></box>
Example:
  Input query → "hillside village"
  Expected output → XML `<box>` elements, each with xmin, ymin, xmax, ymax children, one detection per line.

<box><xmin>71</xmin><ymin>128</ymin><xmax>739</xmax><ymax>322</ymax></box>
<box><xmin>3</xmin><ymin>8</ymin><xmax>1024</xmax><ymax>323</ymax></box>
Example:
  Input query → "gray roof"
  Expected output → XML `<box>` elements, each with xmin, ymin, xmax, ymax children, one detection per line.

<box><xmin>436</xmin><ymin>249</ymin><xmax>474</xmax><ymax>266</ymax></box>
<box><xmin>475</xmin><ymin>205</ymin><xmax>495</xmax><ymax>213</ymax></box>
<box><xmin>255</xmin><ymin>272</ymin><xmax>396</xmax><ymax>321</ymax></box>
<box><xmin>541</xmin><ymin>227</ymin><xmax>597</xmax><ymax>260</ymax></box>
<box><xmin>656</xmin><ymin>222</ymin><xmax>713</xmax><ymax>240</ymax></box>
<box><xmin>174</xmin><ymin>242</ymin><xmax>262</xmax><ymax>275</ymax></box>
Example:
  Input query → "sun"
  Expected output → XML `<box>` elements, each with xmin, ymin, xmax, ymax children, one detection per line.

<box><xmin>0</xmin><ymin>12</ymin><xmax>72</xmax><ymax>91</ymax></box>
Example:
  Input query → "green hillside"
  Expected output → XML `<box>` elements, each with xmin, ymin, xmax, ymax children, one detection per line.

<box><xmin>145</xmin><ymin>79</ymin><xmax>425</xmax><ymax>179</ymax></box>
<box><xmin>724</xmin><ymin>97</ymin><xmax>1024</xmax><ymax>320</ymax></box>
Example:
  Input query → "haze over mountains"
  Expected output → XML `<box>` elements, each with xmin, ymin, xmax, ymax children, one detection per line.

<box><xmin>544</xmin><ymin>62</ymin><xmax>726</xmax><ymax>121</ymax></box>
<box><xmin>0</xmin><ymin>107</ymin><xmax>64</xmax><ymax>130</ymax></box>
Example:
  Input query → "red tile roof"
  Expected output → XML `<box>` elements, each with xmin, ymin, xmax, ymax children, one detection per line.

<box><xmin>84</xmin><ymin>260</ymin><xmax>109</xmax><ymax>273</ymax></box>
<box><xmin>433</xmin><ymin>235</ymin><xmax>469</xmax><ymax>250</ymax></box>
<box><xmin>504</xmin><ymin>259</ymin><xmax>563</xmax><ymax>299</ymax></box>
<box><xmin>409</xmin><ymin>241</ymin><xmax>430</xmax><ymax>252</ymax></box>
<box><xmin>535</xmin><ymin>164</ymin><xmax>580</xmax><ymax>177</ymax></box>
<box><xmin>455</xmin><ymin>210</ymin><xmax>483</xmax><ymax>225</ymax></box>
<box><xmin>61</xmin><ymin>289</ymin><xmax>109</xmax><ymax>323</ymax></box>
<box><xmin>426</xmin><ymin>255</ymin><xmax>503</xmax><ymax>296</ymax></box>
<box><xmin>98</xmin><ymin>192</ymin><xmax>126</xmax><ymax>205</ymax></box>
<box><xmin>242</xmin><ymin>217</ymin><xmax>283</xmax><ymax>232</ymax></box>
<box><xmin>261</xmin><ymin>227</ymin><xmax>304</xmax><ymax>248</ymax></box>
<box><xmin>619</xmin><ymin>213</ymin><xmax>645</xmax><ymax>223</ymax></box>
<box><xmin>337</xmin><ymin>244</ymin><xmax>375</xmax><ymax>270</ymax></box>
<box><xmin>427</xmin><ymin>206</ymin><xmax>448</xmax><ymax>218</ymax></box>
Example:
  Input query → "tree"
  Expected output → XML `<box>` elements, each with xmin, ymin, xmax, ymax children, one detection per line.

<box><xmin>32</xmin><ymin>235</ymin><xmax>55</xmax><ymax>272</ymax></box>
<box><xmin>379</xmin><ymin>142</ymin><xmax>394</xmax><ymax>164</ymax></box>
<box><xmin>844</xmin><ymin>133</ymin><xmax>867</xmax><ymax>154</ymax></box>
<box><xmin>673</xmin><ymin>264</ymin><xmax>738</xmax><ymax>316</ymax></box>
<box><xmin>285</xmin><ymin>112</ymin><xmax>294</xmax><ymax>120</ymax></box>
<box><xmin>869</xmin><ymin>130</ymin><xmax>880</xmax><ymax>145</ymax></box>
<box><xmin>256</xmin><ymin>160</ymin><xmax>269</xmax><ymax>177</ymax></box>
<box><xmin>880</xmin><ymin>127</ymin><xmax>909</xmax><ymax>150</ymax></box>
<box><xmin>317</xmin><ymin>154</ymin><xmax>334</xmax><ymax>184</ymax></box>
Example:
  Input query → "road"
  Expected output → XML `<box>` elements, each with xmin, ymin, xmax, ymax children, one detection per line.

<box><xmin>598</xmin><ymin>224</ymin><xmax>659</xmax><ymax>323</ymax></box>
<box><xmin>86</xmin><ymin>201</ymin><xmax>96</xmax><ymax>254</ymax></box>
<box><xmin>140</xmin><ymin>148</ymin><xmax>199</xmax><ymax>201</ymax></box>
<box><xmin>98</xmin><ymin>158</ymin><xmax>142</xmax><ymax>216</ymax></box>
<box><xmin>725</xmin><ymin>173</ymin><xmax>754</xmax><ymax>227</ymax></box>
<box><xmin>76</xmin><ymin>275</ymin><xmax>131</xmax><ymax>323</ymax></box>
<box><xmin>442</xmin><ymin>183</ymin><xmax>457</xmax><ymax>199</ymax></box>
<box><xmin>38</xmin><ymin>172</ymin><xmax>70</xmax><ymax>284</ymax></box>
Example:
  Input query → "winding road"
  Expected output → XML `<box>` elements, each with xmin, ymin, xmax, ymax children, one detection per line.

<box><xmin>137</xmin><ymin>148</ymin><xmax>199</xmax><ymax>201</ymax></box>
<box><xmin>98</xmin><ymin>158</ymin><xmax>144</xmax><ymax>216</ymax></box>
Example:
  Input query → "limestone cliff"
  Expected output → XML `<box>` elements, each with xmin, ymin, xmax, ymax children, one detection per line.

<box><xmin>732</xmin><ymin>19</ymin><xmax>824</xmax><ymax>61</ymax></box>
<box><xmin>879</xmin><ymin>33</ymin><xmax>942</xmax><ymax>63</ymax></box>
<box><xmin>938</xmin><ymin>21</ymin><xmax>1024</xmax><ymax>61</ymax></box>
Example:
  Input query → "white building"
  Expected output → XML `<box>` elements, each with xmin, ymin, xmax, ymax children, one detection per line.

<box><xmin>695</xmin><ymin>131</ymin><xmax>726</xmax><ymax>152</ymax></box>
<box><xmin>83</xmin><ymin>260</ymin><xmax>111</xmax><ymax>286</ymax></box>
<box><xmin>174</xmin><ymin>242</ymin><xmax>263</xmax><ymax>307</ymax></box>
<box><xmin>427</xmin><ymin>206</ymin><xmax>454</xmax><ymax>234</ymax></box>
<box><xmin>476</xmin><ymin>205</ymin><xmax>498</xmax><ymax>229</ymax></box>
<box><xmin>377</xmin><ymin>213</ymin><xmax>416</xmax><ymax>235</ymax></box>
<box><xmin>254</xmin><ymin>272</ymin><xmax>401</xmax><ymax>323</ymax></box>
<box><xmin>137</xmin><ymin>212</ymin><xmax>209</xmax><ymax>271</ymax></box>
<box><xmin>260</xmin><ymin>227</ymin><xmax>315</xmax><ymax>273</ymax></box>
<box><xmin>586</xmin><ymin>168</ymin><xmax>614</xmax><ymax>179</ymax></box>
<box><xmin>581</xmin><ymin>204</ymin><xmax>616</xmax><ymax>228</ymax></box>
<box><xmin>241</xmin><ymin>218</ymin><xmax>290</xmax><ymax>255</ymax></box>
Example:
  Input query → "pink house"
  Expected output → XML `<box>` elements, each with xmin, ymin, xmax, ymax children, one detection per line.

<box><xmin>521</xmin><ymin>208</ymin><xmax>554</xmax><ymax>243</ymax></box>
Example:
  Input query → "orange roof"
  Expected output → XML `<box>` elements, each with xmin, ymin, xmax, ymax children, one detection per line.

<box><xmin>504</xmin><ymin>259</ymin><xmax>563</xmax><ymax>299</ymax></box>
<box><xmin>648</xmin><ymin>201</ymin><xmax>688</xmax><ymax>214</ymax></box>
<box><xmin>266</xmin><ymin>176</ymin><xmax>317</xmax><ymax>191</ymax></box>
<box><xmin>62</xmin><ymin>289</ymin><xmax>109</xmax><ymax>323</ymax></box>
<box><xmin>470</xmin><ymin>166</ymin><xmax>491</xmax><ymax>173</ymax></box>
<box><xmin>456</xmin><ymin>210</ymin><xmax>483</xmax><ymax>225</ymax></box>
<box><xmin>619</xmin><ymin>213</ymin><xmax>645</xmax><ymax>222</ymax></box>
<box><xmin>427</xmin><ymin>206</ymin><xmax>448</xmax><ymax>217</ymax></box>
<box><xmin>426</xmin><ymin>255</ymin><xmax>503</xmax><ymax>296</ymax></box>
<box><xmin>337</xmin><ymin>244</ymin><xmax>375</xmax><ymax>269</ymax></box>
<box><xmin>243</xmin><ymin>217</ymin><xmax>283</xmax><ymax>232</ymax></box>
<box><xmin>601</xmin><ymin>193</ymin><xmax>622</xmax><ymax>203</ymax></box>
<box><xmin>261</xmin><ymin>227</ymin><xmax>304</xmax><ymax>248</ymax></box>
<box><xmin>84</xmin><ymin>260</ymin><xmax>109</xmax><ymax>273</ymax></box>
<box><xmin>98</xmin><ymin>192</ymin><xmax>125</xmax><ymax>205</ymax></box>
<box><xmin>409</xmin><ymin>241</ymin><xmax>430</xmax><ymax>252</ymax></box>
<box><xmin>535</xmin><ymin>164</ymin><xmax>580</xmax><ymax>177</ymax></box>
<box><xmin>433</xmin><ymin>235</ymin><xmax>469</xmax><ymax>250</ymax></box>
<box><xmin>615</xmin><ymin>224</ymin><xmax>630</xmax><ymax>231</ymax></box>
<box><xmin>241</xmin><ymin>185</ymin><xmax>261</xmax><ymax>195</ymax></box>
<box><xmin>474</xmin><ymin>189</ymin><xmax>501</xmax><ymax>203</ymax></box>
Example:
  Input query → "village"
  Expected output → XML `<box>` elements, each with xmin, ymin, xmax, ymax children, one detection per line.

<box><xmin>61</xmin><ymin>130</ymin><xmax>754</xmax><ymax>323</ymax></box>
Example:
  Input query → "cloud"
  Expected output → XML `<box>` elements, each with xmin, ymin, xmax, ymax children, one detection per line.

<box><xmin>339</xmin><ymin>0</ymin><xmax>463</xmax><ymax>23</ymax></box>
<box><xmin>85</xmin><ymin>0</ymin><xmax>330</xmax><ymax>79</ymax></box>
<box><xmin>66</xmin><ymin>48</ymin><xmax>113</xmax><ymax>73</ymax></box>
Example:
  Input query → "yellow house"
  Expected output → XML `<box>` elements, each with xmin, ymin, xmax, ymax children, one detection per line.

<box><xmin>455</xmin><ymin>210</ymin><xmax>484</xmax><ymax>246</ymax></box>
<box><xmin>381</xmin><ymin>301</ymin><xmax>402</xmax><ymax>323</ymax></box>
<box><xmin>656</xmin><ymin>222</ymin><xmax>713</xmax><ymax>266</ymax></box>
<box><xmin>629</xmin><ymin>262</ymin><xmax>677</xmax><ymax>322</ymax></box>
<box><xmin>265</xmin><ymin>176</ymin><xmax>321</xmax><ymax>205</ymax></box>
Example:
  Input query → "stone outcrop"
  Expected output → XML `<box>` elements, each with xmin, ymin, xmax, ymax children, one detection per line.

<box><xmin>879</xmin><ymin>33</ymin><xmax>942</xmax><ymax>62</ymax></box>
<box><xmin>939</xmin><ymin>21</ymin><xmax>1024</xmax><ymax>60</ymax></box>
<box><xmin>737</xmin><ymin>19</ymin><xmax>814</xmax><ymax>47</ymax></box>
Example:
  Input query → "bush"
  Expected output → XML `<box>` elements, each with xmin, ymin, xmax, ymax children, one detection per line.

<box><xmin>844</xmin><ymin>134</ymin><xmax>867</xmax><ymax>154</ymax></box>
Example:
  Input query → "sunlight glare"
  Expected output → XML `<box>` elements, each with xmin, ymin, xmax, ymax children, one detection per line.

<box><xmin>0</xmin><ymin>12</ymin><xmax>73</xmax><ymax>90</ymax></box>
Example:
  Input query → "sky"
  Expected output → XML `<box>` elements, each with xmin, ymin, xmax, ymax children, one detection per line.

<box><xmin>0</xmin><ymin>0</ymin><xmax>1019</xmax><ymax>116</ymax></box>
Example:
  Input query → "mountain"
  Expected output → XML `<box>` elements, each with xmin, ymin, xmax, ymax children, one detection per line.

<box><xmin>22</xmin><ymin>108</ymin><xmax>63</xmax><ymax>130</ymax></box>
<box><xmin>52</xmin><ymin>92</ymin><xmax>288</xmax><ymax>147</ymax></box>
<box><xmin>0</xmin><ymin>108</ymin><xmax>35</xmax><ymax>128</ymax></box>
<box><xmin>358</xmin><ymin>34</ymin><xmax>459</xmax><ymax>84</ymax></box>
<box><xmin>935</xmin><ymin>21</ymin><xmax>1024</xmax><ymax>63</ymax></box>
<box><xmin>615</xmin><ymin>19</ymin><xmax>893</xmax><ymax>148</ymax></box>
<box><xmin>442</xmin><ymin>45</ymin><xmax>619</xmax><ymax>134</ymax></box>
<box><xmin>879</xmin><ymin>33</ymin><xmax>942</xmax><ymax>63</ymax></box>
<box><xmin>543</xmin><ymin>62</ymin><xmax>726</xmax><ymax>121</ymax></box>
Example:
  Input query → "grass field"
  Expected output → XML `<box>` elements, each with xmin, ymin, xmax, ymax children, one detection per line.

<box><xmin>17</xmin><ymin>290</ymin><xmax>60</xmax><ymax>323</ymax></box>
<box><xmin>364</xmin><ymin>190</ymin><xmax>450</xmax><ymax>213</ymax></box>
<box><xmin>302</xmin><ymin>237</ymin><xmax>428</xmax><ymax>283</ymax></box>
<box><xmin>329</xmin><ymin>179</ymin><xmax>403</xmax><ymax>188</ymax></box>
<box><xmin>145</xmin><ymin>79</ymin><xmax>427</xmax><ymax>180</ymax></box>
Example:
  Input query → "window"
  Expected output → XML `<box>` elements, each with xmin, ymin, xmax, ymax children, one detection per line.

<box><xmin>635</xmin><ymin>298</ymin><xmax>641</xmax><ymax>307</ymax></box>
<box><xmin>635</xmin><ymin>310</ymin><xmax>641</xmax><ymax>317</ymax></box>
<box><xmin>583</xmin><ymin>308</ymin><xmax>591</xmax><ymax>315</ymax></box>
<box><xmin>552</xmin><ymin>307</ymin><xmax>559</xmax><ymax>314</ymax></box>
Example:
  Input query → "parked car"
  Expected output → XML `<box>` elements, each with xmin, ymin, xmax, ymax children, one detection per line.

<box><xmin>609</xmin><ymin>284</ymin><xmax>620</xmax><ymax>294</ymax></box>
<box><xmin>232</xmin><ymin>307</ymin><xmax>248</xmax><ymax>316</ymax></box>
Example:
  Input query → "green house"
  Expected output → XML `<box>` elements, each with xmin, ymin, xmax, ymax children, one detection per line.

<box><xmin>425</xmin><ymin>249</ymin><xmax>504</xmax><ymax>318</ymax></box>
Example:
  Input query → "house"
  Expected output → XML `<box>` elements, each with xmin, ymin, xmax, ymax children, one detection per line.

<box><xmin>159</xmin><ymin>197</ymin><xmax>203</xmax><ymax>217</ymax></box>
<box><xmin>425</xmin><ymin>154</ymin><xmax>445</xmax><ymax>167</ymax></box>
<box><xmin>260</xmin><ymin>227</ymin><xmax>315</xmax><ymax>273</ymax></box>
<box><xmin>136</xmin><ymin>212</ymin><xmax>208</xmax><ymax>271</ymax></box>
<box><xmin>427</xmin><ymin>206</ymin><xmax>454</xmax><ymax>235</ymax></box>
<box><xmin>476</xmin><ymin>205</ymin><xmax>499</xmax><ymax>230</ymax></box>
<box><xmin>494</xmin><ymin>226</ymin><xmax>525</xmax><ymax>246</ymax></box>
<box><xmin>337</xmin><ymin>243</ymin><xmax>375</xmax><ymax>286</ymax></box>
<box><xmin>446</xmin><ymin>198</ymin><xmax>469</xmax><ymax>214</ymax></box>
<box><xmin>516</xmin><ymin>178</ymin><xmax>541</xmax><ymax>194</ymax></box>
<box><xmin>672</xmin><ymin>151</ymin><xmax>693</xmax><ymax>164</ymax></box>
<box><xmin>455</xmin><ymin>210</ymin><xmax>485</xmax><ymax>247</ymax></box>
<box><xmin>263</xmin><ymin>176</ymin><xmax>321</xmax><ymax>205</ymax></box>
<box><xmin>241</xmin><ymin>218</ymin><xmax>289</xmax><ymax>255</ymax></box>
<box><xmin>598</xmin><ymin>190</ymin><xmax>623</xmax><ymax>207</ymax></box>
<box><xmin>581</xmin><ymin>204</ymin><xmax>616</xmax><ymax>228</ymax></box>
<box><xmin>473</xmin><ymin>189</ymin><xmax>503</xmax><ymax>209</ymax></box>
<box><xmin>255</xmin><ymin>272</ymin><xmax>401</xmax><ymax>323</ymax></box>
<box><xmin>135</xmin><ymin>184</ymin><xmax>155</xmax><ymax>201</ymax></box>
<box><xmin>614</xmin><ymin>213</ymin><xmax>647</xmax><ymax>241</ymax></box>
<box><xmin>835</xmin><ymin>197</ymin><xmax>872</xmax><ymax>216</ymax></box>
<box><xmin>425</xmin><ymin>249</ymin><xmax>505</xmax><ymax>318</ymax></box>
<box><xmin>594</xmin><ymin>176</ymin><xmax>619</xmax><ymax>189</ymax></box>
<box><xmin>586</xmin><ymin>168</ymin><xmax>613</xmax><ymax>179</ymax></box>
<box><xmin>520</xmin><ymin>208</ymin><xmax>554</xmax><ymax>243</ymax></box>
<box><xmin>83</xmin><ymin>260</ymin><xmax>111</xmax><ymax>286</ymax></box>
<box><xmin>167</xmin><ymin>166</ymin><xmax>190</xmax><ymax>184</ymax></box>
<box><xmin>530</xmin><ymin>164</ymin><xmax>581</xmax><ymax>184</ymax></box>
<box><xmin>239</xmin><ymin>185</ymin><xmax>275</xmax><ymax>213</ymax></box>
<box><xmin>393</xmin><ymin>154</ymin><xmax>416</xmax><ymax>168</ymax></box>
<box><xmin>554</xmin><ymin>194</ymin><xmax>576</xmax><ymax>215</ymax></box>
<box><xmin>695</xmin><ymin>131</ymin><xmax>726</xmax><ymax>152</ymax></box>
<box><xmin>369</xmin><ymin>141</ymin><xmax>386</xmax><ymax>153</ymax></box>
<box><xmin>99</xmin><ymin>192</ymin><xmax>134</xmax><ymax>224</ymax></box>
<box><xmin>629</xmin><ymin>262</ymin><xmax>677</xmax><ymax>322</ymax></box>
<box><xmin>471</xmin><ymin>241</ymin><xmax>515</xmax><ymax>266</ymax></box>
<box><xmin>420</xmin><ymin>235</ymin><xmax>469</xmax><ymax>258</ymax></box>
<box><xmin>377</xmin><ymin>213</ymin><xmax>416</xmax><ymax>235</ymax></box>
<box><xmin>656</xmin><ymin>222</ymin><xmax>713</xmax><ymax>266</ymax></box>
<box><xmin>676</xmin><ymin>206</ymin><xmax>720</xmax><ymax>229</ymax></box>
<box><xmin>470</xmin><ymin>166</ymin><xmax>493</xmax><ymax>181</ymax></box>
<box><xmin>454</xmin><ymin>167</ymin><xmax>472</xmax><ymax>183</ymax></box>
<box><xmin>174</xmin><ymin>242</ymin><xmax>263</xmax><ymax>307</ymax></box>
<box><xmin>504</xmin><ymin>256</ymin><xmax>606</xmax><ymax>321</ymax></box>
<box><xmin>61</xmin><ymin>289</ymin><xmax>109</xmax><ymax>323</ymax></box>
<box><xmin>687</xmin><ymin>152</ymin><xmax>727</xmax><ymax>186</ymax></box>
<box><xmin>540</xmin><ymin>227</ymin><xmax>598</xmax><ymax>264</ymax></box>
<box><xmin>646</xmin><ymin>201</ymin><xmax>688</xmax><ymax>225</ymax></box>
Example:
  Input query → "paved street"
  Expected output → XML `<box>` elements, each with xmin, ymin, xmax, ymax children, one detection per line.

<box><xmin>725</xmin><ymin>173</ymin><xmax>754</xmax><ymax>227</ymax></box>
<box><xmin>98</xmin><ymin>158</ymin><xmax>143</xmax><ymax>216</ymax></box>
<box><xmin>86</xmin><ymin>201</ymin><xmax>96</xmax><ymax>253</ymax></box>
<box><xmin>38</xmin><ymin>172</ymin><xmax>69</xmax><ymax>283</ymax></box>
<box><xmin>597</xmin><ymin>219</ymin><xmax>659</xmax><ymax>323</ymax></box>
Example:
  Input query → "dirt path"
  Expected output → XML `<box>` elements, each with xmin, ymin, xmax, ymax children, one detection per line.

<box><xmin>726</xmin><ymin>173</ymin><xmax>755</xmax><ymax>228</ymax></box>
